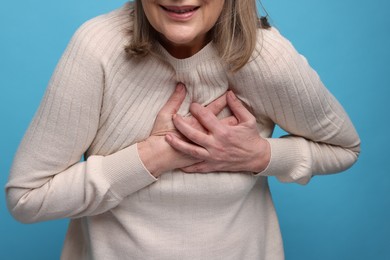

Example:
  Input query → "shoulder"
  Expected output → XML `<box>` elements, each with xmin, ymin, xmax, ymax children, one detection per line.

<box><xmin>243</xmin><ymin>26</ymin><xmax>314</xmax><ymax>77</ymax></box>
<box><xmin>78</xmin><ymin>2</ymin><xmax>133</xmax><ymax>35</ymax></box>
<box><xmin>234</xmin><ymin>27</ymin><xmax>321</xmax><ymax>90</ymax></box>
<box><xmin>252</xmin><ymin>27</ymin><xmax>303</xmax><ymax>64</ymax></box>
<box><xmin>68</xmin><ymin>2</ymin><xmax>133</xmax><ymax>58</ymax></box>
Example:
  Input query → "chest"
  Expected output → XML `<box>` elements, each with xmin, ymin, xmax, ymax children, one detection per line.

<box><xmin>89</xmin><ymin>58</ymin><xmax>274</xmax><ymax>155</ymax></box>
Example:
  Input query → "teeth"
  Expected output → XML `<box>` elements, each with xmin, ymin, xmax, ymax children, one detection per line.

<box><xmin>173</xmin><ymin>9</ymin><xmax>192</xmax><ymax>13</ymax></box>
<box><xmin>164</xmin><ymin>7</ymin><xmax>197</xmax><ymax>14</ymax></box>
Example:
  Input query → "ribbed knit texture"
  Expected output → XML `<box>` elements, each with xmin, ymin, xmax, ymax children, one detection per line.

<box><xmin>6</xmin><ymin>2</ymin><xmax>360</xmax><ymax>260</ymax></box>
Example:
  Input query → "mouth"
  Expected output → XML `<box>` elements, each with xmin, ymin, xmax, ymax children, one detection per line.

<box><xmin>160</xmin><ymin>5</ymin><xmax>200</xmax><ymax>14</ymax></box>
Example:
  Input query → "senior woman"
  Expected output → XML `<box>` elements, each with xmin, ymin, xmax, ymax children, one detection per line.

<box><xmin>6</xmin><ymin>1</ymin><xmax>360</xmax><ymax>259</ymax></box>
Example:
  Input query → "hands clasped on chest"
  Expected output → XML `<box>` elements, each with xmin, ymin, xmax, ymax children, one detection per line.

<box><xmin>137</xmin><ymin>83</ymin><xmax>271</xmax><ymax>178</ymax></box>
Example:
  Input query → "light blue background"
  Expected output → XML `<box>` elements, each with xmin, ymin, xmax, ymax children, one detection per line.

<box><xmin>0</xmin><ymin>0</ymin><xmax>388</xmax><ymax>259</ymax></box>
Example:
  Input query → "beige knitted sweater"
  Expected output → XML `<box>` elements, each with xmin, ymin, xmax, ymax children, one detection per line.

<box><xmin>6</xmin><ymin>2</ymin><xmax>360</xmax><ymax>260</ymax></box>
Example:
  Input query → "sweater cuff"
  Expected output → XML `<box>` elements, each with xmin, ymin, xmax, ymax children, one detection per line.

<box><xmin>102</xmin><ymin>144</ymin><xmax>157</xmax><ymax>198</ymax></box>
<box><xmin>257</xmin><ymin>137</ymin><xmax>312</xmax><ymax>185</ymax></box>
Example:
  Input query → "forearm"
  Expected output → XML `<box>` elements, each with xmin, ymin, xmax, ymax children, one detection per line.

<box><xmin>138</xmin><ymin>135</ymin><xmax>201</xmax><ymax>177</ymax></box>
<box><xmin>259</xmin><ymin>134</ymin><xmax>360</xmax><ymax>184</ymax></box>
<box><xmin>6</xmin><ymin>144</ymin><xmax>157</xmax><ymax>223</ymax></box>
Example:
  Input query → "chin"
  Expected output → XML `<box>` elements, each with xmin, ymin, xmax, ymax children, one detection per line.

<box><xmin>165</xmin><ymin>36</ymin><xmax>197</xmax><ymax>47</ymax></box>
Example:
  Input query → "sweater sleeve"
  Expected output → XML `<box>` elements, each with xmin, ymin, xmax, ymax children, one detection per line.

<box><xmin>255</xmin><ymin>28</ymin><xmax>360</xmax><ymax>184</ymax></box>
<box><xmin>6</xmin><ymin>22</ymin><xmax>157</xmax><ymax>223</ymax></box>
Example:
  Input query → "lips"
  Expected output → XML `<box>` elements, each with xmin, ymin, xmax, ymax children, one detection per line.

<box><xmin>160</xmin><ymin>5</ymin><xmax>200</xmax><ymax>14</ymax></box>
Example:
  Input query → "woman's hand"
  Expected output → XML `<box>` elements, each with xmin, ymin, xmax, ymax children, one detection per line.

<box><xmin>166</xmin><ymin>91</ymin><xmax>271</xmax><ymax>173</ymax></box>
<box><xmin>138</xmin><ymin>83</ymin><xmax>237</xmax><ymax>177</ymax></box>
<box><xmin>150</xmin><ymin>84</ymin><xmax>234</xmax><ymax>136</ymax></box>
<box><xmin>137</xmin><ymin>83</ymin><xmax>195</xmax><ymax>177</ymax></box>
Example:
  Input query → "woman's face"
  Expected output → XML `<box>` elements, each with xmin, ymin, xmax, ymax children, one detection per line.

<box><xmin>141</xmin><ymin>0</ymin><xmax>225</xmax><ymax>58</ymax></box>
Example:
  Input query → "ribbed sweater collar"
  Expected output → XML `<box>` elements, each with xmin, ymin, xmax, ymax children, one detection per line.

<box><xmin>154</xmin><ymin>41</ymin><xmax>219</xmax><ymax>72</ymax></box>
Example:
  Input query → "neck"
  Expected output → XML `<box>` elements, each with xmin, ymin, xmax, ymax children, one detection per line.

<box><xmin>158</xmin><ymin>34</ymin><xmax>212</xmax><ymax>59</ymax></box>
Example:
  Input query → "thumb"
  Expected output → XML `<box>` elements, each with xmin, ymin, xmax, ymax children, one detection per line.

<box><xmin>159</xmin><ymin>83</ymin><xmax>186</xmax><ymax>114</ymax></box>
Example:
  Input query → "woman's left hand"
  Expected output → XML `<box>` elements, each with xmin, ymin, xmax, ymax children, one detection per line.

<box><xmin>165</xmin><ymin>91</ymin><xmax>271</xmax><ymax>173</ymax></box>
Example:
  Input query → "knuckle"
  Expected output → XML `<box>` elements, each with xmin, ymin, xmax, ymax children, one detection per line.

<box><xmin>229</xmin><ymin>118</ymin><xmax>238</xmax><ymax>126</ymax></box>
<box><xmin>247</xmin><ymin>117</ymin><xmax>257</xmax><ymax>126</ymax></box>
<box><xmin>217</xmin><ymin>128</ymin><xmax>232</xmax><ymax>141</ymax></box>
<box><xmin>190</xmin><ymin>148</ymin><xmax>201</xmax><ymax>158</ymax></box>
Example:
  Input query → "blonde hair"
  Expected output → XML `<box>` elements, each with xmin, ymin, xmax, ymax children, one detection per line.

<box><xmin>125</xmin><ymin>0</ymin><xmax>269</xmax><ymax>72</ymax></box>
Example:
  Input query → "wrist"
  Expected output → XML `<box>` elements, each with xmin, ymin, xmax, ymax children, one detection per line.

<box><xmin>137</xmin><ymin>136</ymin><xmax>166</xmax><ymax>177</ymax></box>
<box><xmin>252</xmin><ymin>138</ymin><xmax>271</xmax><ymax>173</ymax></box>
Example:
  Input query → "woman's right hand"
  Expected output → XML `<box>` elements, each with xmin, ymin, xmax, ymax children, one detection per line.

<box><xmin>138</xmin><ymin>83</ymin><xmax>236</xmax><ymax>177</ymax></box>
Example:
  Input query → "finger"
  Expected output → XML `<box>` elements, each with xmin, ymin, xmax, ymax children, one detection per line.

<box><xmin>227</xmin><ymin>91</ymin><xmax>254</xmax><ymax>123</ymax></box>
<box><xmin>165</xmin><ymin>133</ymin><xmax>209</xmax><ymax>160</ymax></box>
<box><xmin>159</xmin><ymin>83</ymin><xmax>186</xmax><ymax>114</ymax></box>
<box><xmin>189</xmin><ymin>103</ymin><xmax>222</xmax><ymax>133</ymax></box>
<box><xmin>184</xmin><ymin>116</ymin><xmax>208</xmax><ymax>133</ymax></box>
<box><xmin>181</xmin><ymin>162</ymin><xmax>211</xmax><ymax>173</ymax></box>
<box><xmin>172</xmin><ymin>114</ymin><xmax>211</xmax><ymax>147</ymax></box>
<box><xmin>205</xmin><ymin>93</ymin><xmax>228</xmax><ymax>116</ymax></box>
<box><xmin>220</xmin><ymin>116</ymin><xmax>239</xmax><ymax>126</ymax></box>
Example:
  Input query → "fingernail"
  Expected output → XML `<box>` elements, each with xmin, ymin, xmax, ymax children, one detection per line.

<box><xmin>176</xmin><ymin>83</ymin><xmax>184</xmax><ymax>92</ymax></box>
<box><xmin>228</xmin><ymin>90</ymin><xmax>237</xmax><ymax>100</ymax></box>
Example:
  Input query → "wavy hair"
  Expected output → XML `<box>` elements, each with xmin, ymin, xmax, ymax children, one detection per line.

<box><xmin>125</xmin><ymin>0</ymin><xmax>270</xmax><ymax>72</ymax></box>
